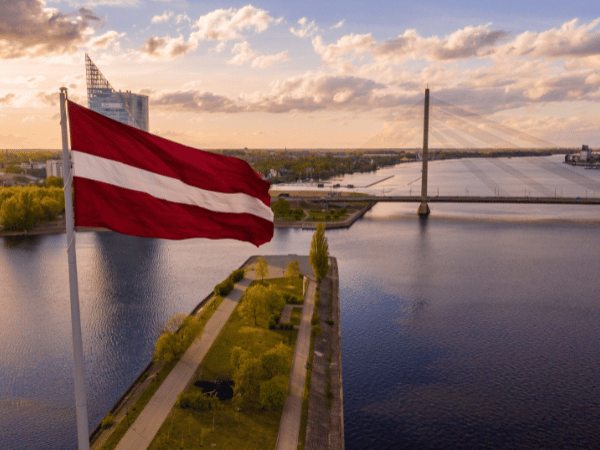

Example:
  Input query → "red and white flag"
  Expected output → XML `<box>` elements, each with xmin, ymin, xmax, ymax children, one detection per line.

<box><xmin>68</xmin><ymin>100</ymin><xmax>273</xmax><ymax>246</ymax></box>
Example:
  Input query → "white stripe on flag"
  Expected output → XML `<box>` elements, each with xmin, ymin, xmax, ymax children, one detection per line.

<box><xmin>73</xmin><ymin>151</ymin><xmax>274</xmax><ymax>222</ymax></box>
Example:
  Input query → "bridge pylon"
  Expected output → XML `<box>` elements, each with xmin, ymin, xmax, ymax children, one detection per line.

<box><xmin>418</xmin><ymin>87</ymin><xmax>431</xmax><ymax>216</ymax></box>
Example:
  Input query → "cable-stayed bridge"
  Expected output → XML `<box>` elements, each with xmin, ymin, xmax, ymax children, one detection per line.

<box><xmin>289</xmin><ymin>89</ymin><xmax>600</xmax><ymax>211</ymax></box>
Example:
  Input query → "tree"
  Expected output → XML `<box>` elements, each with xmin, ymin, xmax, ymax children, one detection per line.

<box><xmin>259</xmin><ymin>375</ymin><xmax>288</xmax><ymax>409</ymax></box>
<box><xmin>238</xmin><ymin>284</ymin><xmax>267</xmax><ymax>326</ymax></box>
<box><xmin>260</xmin><ymin>343</ymin><xmax>290</xmax><ymax>379</ymax></box>
<box><xmin>154</xmin><ymin>313</ymin><xmax>200</xmax><ymax>362</ymax></box>
<box><xmin>255</xmin><ymin>256</ymin><xmax>268</xmax><ymax>282</ymax></box>
<box><xmin>271</xmin><ymin>198</ymin><xmax>290</xmax><ymax>217</ymax></box>
<box><xmin>45</xmin><ymin>176</ymin><xmax>63</xmax><ymax>188</ymax></box>
<box><xmin>285</xmin><ymin>259</ymin><xmax>301</xmax><ymax>278</ymax></box>
<box><xmin>309</xmin><ymin>222</ymin><xmax>329</xmax><ymax>283</ymax></box>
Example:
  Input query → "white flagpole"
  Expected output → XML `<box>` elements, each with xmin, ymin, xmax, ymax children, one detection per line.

<box><xmin>60</xmin><ymin>87</ymin><xmax>90</xmax><ymax>450</ymax></box>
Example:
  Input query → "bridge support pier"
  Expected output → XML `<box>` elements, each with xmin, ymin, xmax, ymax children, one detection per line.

<box><xmin>418</xmin><ymin>87</ymin><xmax>430</xmax><ymax>217</ymax></box>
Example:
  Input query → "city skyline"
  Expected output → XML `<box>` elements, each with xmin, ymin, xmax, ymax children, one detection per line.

<box><xmin>1</xmin><ymin>0</ymin><xmax>600</xmax><ymax>149</ymax></box>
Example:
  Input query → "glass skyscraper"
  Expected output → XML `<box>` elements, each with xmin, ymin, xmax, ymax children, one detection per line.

<box><xmin>85</xmin><ymin>54</ymin><xmax>149</xmax><ymax>132</ymax></box>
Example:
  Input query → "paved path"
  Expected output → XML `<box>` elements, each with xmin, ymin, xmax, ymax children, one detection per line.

<box><xmin>276</xmin><ymin>278</ymin><xmax>317</xmax><ymax>450</ymax></box>
<box><xmin>114</xmin><ymin>277</ymin><xmax>252</xmax><ymax>450</ymax></box>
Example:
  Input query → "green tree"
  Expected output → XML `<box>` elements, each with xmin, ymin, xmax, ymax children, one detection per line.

<box><xmin>259</xmin><ymin>343</ymin><xmax>290</xmax><ymax>379</ymax></box>
<box><xmin>271</xmin><ymin>197</ymin><xmax>290</xmax><ymax>217</ymax></box>
<box><xmin>259</xmin><ymin>375</ymin><xmax>288</xmax><ymax>409</ymax></box>
<box><xmin>154</xmin><ymin>313</ymin><xmax>200</xmax><ymax>362</ymax></box>
<box><xmin>0</xmin><ymin>189</ymin><xmax>44</xmax><ymax>231</ymax></box>
<box><xmin>285</xmin><ymin>259</ymin><xmax>301</xmax><ymax>278</ymax></box>
<box><xmin>232</xmin><ymin>355</ymin><xmax>262</xmax><ymax>404</ymax></box>
<box><xmin>309</xmin><ymin>222</ymin><xmax>329</xmax><ymax>283</ymax></box>
<box><xmin>254</xmin><ymin>256</ymin><xmax>268</xmax><ymax>282</ymax></box>
<box><xmin>238</xmin><ymin>284</ymin><xmax>267</xmax><ymax>326</ymax></box>
<box><xmin>45</xmin><ymin>176</ymin><xmax>63</xmax><ymax>188</ymax></box>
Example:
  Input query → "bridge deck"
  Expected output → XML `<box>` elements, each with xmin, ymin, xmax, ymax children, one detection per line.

<box><xmin>296</xmin><ymin>196</ymin><xmax>600</xmax><ymax>205</ymax></box>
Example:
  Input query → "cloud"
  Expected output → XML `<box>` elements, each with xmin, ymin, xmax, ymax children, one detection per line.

<box><xmin>313</xmin><ymin>24</ymin><xmax>509</xmax><ymax>66</ymax></box>
<box><xmin>1</xmin><ymin>76</ymin><xmax>46</xmax><ymax>87</ymax></box>
<box><xmin>175</xmin><ymin>13</ymin><xmax>191</xmax><ymax>24</ymax></box>
<box><xmin>496</xmin><ymin>18</ymin><xmax>600</xmax><ymax>59</ymax></box>
<box><xmin>151</xmin><ymin>10</ymin><xmax>173</xmax><ymax>24</ymax></box>
<box><xmin>252</xmin><ymin>51</ymin><xmax>290</xmax><ymax>68</ymax></box>
<box><xmin>331</xmin><ymin>20</ymin><xmax>344</xmax><ymax>29</ymax></box>
<box><xmin>190</xmin><ymin>5</ymin><xmax>273</xmax><ymax>42</ymax></box>
<box><xmin>228</xmin><ymin>41</ymin><xmax>257</xmax><ymax>64</ymax></box>
<box><xmin>0</xmin><ymin>0</ymin><xmax>104</xmax><ymax>59</ymax></box>
<box><xmin>228</xmin><ymin>42</ymin><xmax>290</xmax><ymax>68</ymax></box>
<box><xmin>140</xmin><ymin>34</ymin><xmax>197</xmax><ymax>59</ymax></box>
<box><xmin>87</xmin><ymin>30</ymin><xmax>125</xmax><ymax>49</ymax></box>
<box><xmin>290</xmin><ymin>17</ymin><xmax>318</xmax><ymax>38</ymax></box>
<box><xmin>0</xmin><ymin>93</ymin><xmax>16</xmax><ymax>104</ymax></box>
<box><xmin>153</xmin><ymin>90</ymin><xmax>244</xmax><ymax>113</ymax></box>
<box><xmin>152</xmin><ymin>73</ymin><xmax>413</xmax><ymax>114</ymax></box>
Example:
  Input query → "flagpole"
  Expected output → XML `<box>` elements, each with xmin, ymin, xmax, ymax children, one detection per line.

<box><xmin>60</xmin><ymin>87</ymin><xmax>90</xmax><ymax>450</ymax></box>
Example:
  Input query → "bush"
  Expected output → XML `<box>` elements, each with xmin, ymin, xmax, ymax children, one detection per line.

<box><xmin>176</xmin><ymin>391</ymin><xmax>218</xmax><ymax>411</ymax></box>
<box><xmin>215</xmin><ymin>279</ymin><xmax>234</xmax><ymax>297</ymax></box>
<box><xmin>229</xmin><ymin>268</ymin><xmax>244</xmax><ymax>283</ymax></box>
<box><xmin>101</xmin><ymin>413</ymin><xmax>115</xmax><ymax>429</ymax></box>
<box><xmin>259</xmin><ymin>375</ymin><xmax>288</xmax><ymax>410</ymax></box>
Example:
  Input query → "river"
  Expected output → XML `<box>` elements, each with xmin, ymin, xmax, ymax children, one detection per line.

<box><xmin>1</xmin><ymin>155</ymin><xmax>600</xmax><ymax>449</ymax></box>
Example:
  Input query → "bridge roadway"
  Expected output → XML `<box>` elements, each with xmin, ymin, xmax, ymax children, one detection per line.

<box><xmin>293</xmin><ymin>195</ymin><xmax>600</xmax><ymax>205</ymax></box>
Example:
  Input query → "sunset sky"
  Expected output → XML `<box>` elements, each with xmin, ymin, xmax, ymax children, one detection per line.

<box><xmin>1</xmin><ymin>0</ymin><xmax>600</xmax><ymax>149</ymax></box>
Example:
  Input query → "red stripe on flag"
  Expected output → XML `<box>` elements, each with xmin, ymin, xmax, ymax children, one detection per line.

<box><xmin>75</xmin><ymin>178</ymin><xmax>274</xmax><ymax>246</ymax></box>
<box><xmin>68</xmin><ymin>100</ymin><xmax>270</xmax><ymax>202</ymax></box>
<box><xmin>68</xmin><ymin>100</ymin><xmax>273</xmax><ymax>245</ymax></box>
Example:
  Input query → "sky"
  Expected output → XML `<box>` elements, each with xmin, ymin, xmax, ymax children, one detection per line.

<box><xmin>1</xmin><ymin>0</ymin><xmax>600</xmax><ymax>149</ymax></box>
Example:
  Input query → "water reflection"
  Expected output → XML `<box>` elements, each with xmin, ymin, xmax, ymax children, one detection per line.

<box><xmin>2</xmin><ymin>235</ymin><xmax>42</xmax><ymax>250</ymax></box>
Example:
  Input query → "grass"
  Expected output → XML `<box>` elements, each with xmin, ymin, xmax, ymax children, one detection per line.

<box><xmin>147</xmin><ymin>277</ymin><xmax>303</xmax><ymax>450</ymax></box>
<box><xmin>97</xmin><ymin>295</ymin><xmax>225</xmax><ymax>450</ymax></box>
<box><xmin>290</xmin><ymin>307</ymin><xmax>302</xmax><ymax>326</ymax></box>
<box><xmin>306</xmin><ymin>210</ymin><xmax>348</xmax><ymax>222</ymax></box>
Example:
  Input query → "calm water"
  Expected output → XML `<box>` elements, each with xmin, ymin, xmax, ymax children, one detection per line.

<box><xmin>1</xmin><ymin>156</ymin><xmax>600</xmax><ymax>449</ymax></box>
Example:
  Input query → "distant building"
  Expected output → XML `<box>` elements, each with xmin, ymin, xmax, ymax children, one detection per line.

<box><xmin>46</xmin><ymin>160</ymin><xmax>63</xmax><ymax>178</ymax></box>
<box><xmin>85</xmin><ymin>54</ymin><xmax>149</xmax><ymax>131</ymax></box>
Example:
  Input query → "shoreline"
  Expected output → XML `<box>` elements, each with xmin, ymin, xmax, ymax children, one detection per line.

<box><xmin>89</xmin><ymin>255</ymin><xmax>343</xmax><ymax>449</ymax></box>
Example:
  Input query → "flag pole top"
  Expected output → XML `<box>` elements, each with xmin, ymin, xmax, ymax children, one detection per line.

<box><xmin>60</xmin><ymin>86</ymin><xmax>67</xmax><ymax>93</ymax></box>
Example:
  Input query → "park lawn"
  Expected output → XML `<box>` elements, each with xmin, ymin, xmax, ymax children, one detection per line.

<box><xmin>306</xmin><ymin>210</ymin><xmax>348</xmax><ymax>222</ymax></box>
<box><xmin>98</xmin><ymin>295</ymin><xmax>225</xmax><ymax>450</ymax></box>
<box><xmin>290</xmin><ymin>307</ymin><xmax>302</xmax><ymax>326</ymax></box>
<box><xmin>148</xmin><ymin>277</ymin><xmax>302</xmax><ymax>450</ymax></box>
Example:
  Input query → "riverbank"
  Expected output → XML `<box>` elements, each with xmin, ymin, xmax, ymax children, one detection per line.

<box><xmin>91</xmin><ymin>255</ymin><xmax>343</xmax><ymax>450</ymax></box>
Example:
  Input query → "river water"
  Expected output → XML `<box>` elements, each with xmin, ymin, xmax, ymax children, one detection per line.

<box><xmin>1</xmin><ymin>155</ymin><xmax>600</xmax><ymax>449</ymax></box>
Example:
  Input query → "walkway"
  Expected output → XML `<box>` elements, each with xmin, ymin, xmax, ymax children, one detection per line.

<box><xmin>276</xmin><ymin>278</ymin><xmax>317</xmax><ymax>450</ymax></box>
<box><xmin>114</xmin><ymin>276</ymin><xmax>252</xmax><ymax>450</ymax></box>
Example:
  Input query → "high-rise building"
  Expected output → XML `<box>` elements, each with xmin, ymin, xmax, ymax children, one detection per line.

<box><xmin>85</xmin><ymin>54</ymin><xmax>149</xmax><ymax>131</ymax></box>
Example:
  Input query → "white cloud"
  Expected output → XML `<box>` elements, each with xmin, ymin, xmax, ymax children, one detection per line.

<box><xmin>331</xmin><ymin>20</ymin><xmax>344</xmax><ymax>29</ymax></box>
<box><xmin>1</xmin><ymin>76</ymin><xmax>46</xmax><ymax>87</ymax></box>
<box><xmin>175</xmin><ymin>13</ymin><xmax>191</xmax><ymax>24</ymax></box>
<box><xmin>190</xmin><ymin>5</ymin><xmax>273</xmax><ymax>42</ymax></box>
<box><xmin>86</xmin><ymin>30</ymin><xmax>125</xmax><ymax>49</ymax></box>
<box><xmin>228</xmin><ymin>41</ymin><xmax>257</xmax><ymax>65</ymax></box>
<box><xmin>252</xmin><ymin>51</ymin><xmax>290</xmax><ymax>68</ymax></box>
<box><xmin>290</xmin><ymin>17</ymin><xmax>318</xmax><ymax>38</ymax></box>
<box><xmin>151</xmin><ymin>10</ymin><xmax>173</xmax><ymax>24</ymax></box>
<box><xmin>140</xmin><ymin>34</ymin><xmax>197</xmax><ymax>59</ymax></box>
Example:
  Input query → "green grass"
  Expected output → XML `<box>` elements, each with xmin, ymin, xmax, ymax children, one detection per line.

<box><xmin>147</xmin><ymin>277</ymin><xmax>303</xmax><ymax>450</ymax></box>
<box><xmin>306</xmin><ymin>210</ymin><xmax>348</xmax><ymax>222</ymax></box>
<box><xmin>290</xmin><ymin>307</ymin><xmax>302</xmax><ymax>326</ymax></box>
<box><xmin>98</xmin><ymin>295</ymin><xmax>225</xmax><ymax>450</ymax></box>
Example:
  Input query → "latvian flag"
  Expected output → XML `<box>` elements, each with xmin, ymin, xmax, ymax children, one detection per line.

<box><xmin>68</xmin><ymin>101</ymin><xmax>273</xmax><ymax>246</ymax></box>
